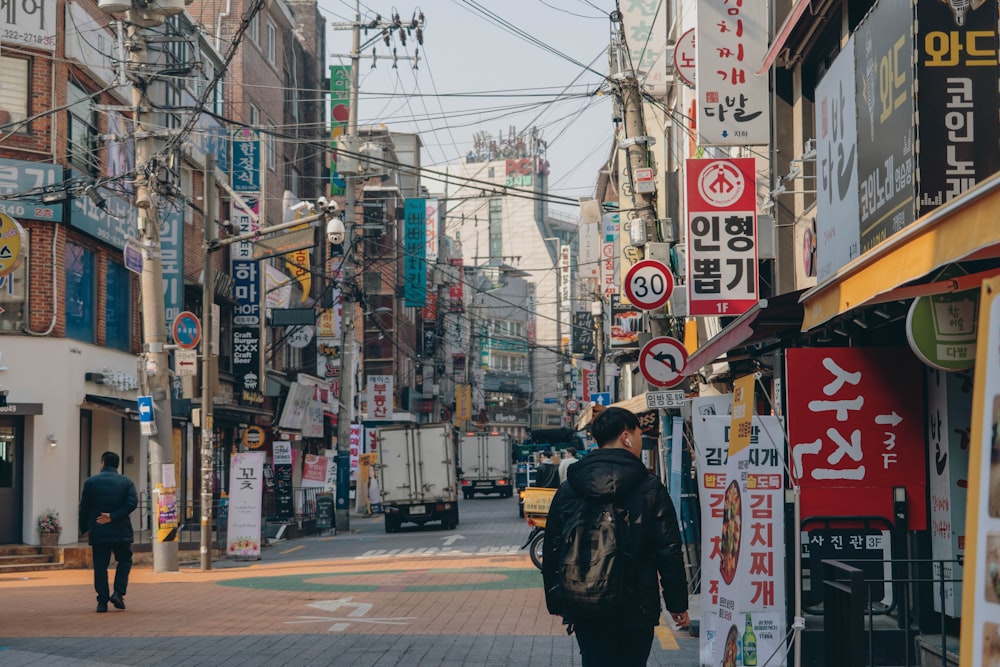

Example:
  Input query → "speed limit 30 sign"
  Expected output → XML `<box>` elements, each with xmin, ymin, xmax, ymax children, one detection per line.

<box><xmin>624</xmin><ymin>259</ymin><xmax>674</xmax><ymax>311</ymax></box>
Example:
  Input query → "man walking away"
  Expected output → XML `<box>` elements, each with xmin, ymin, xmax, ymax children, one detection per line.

<box><xmin>558</xmin><ymin>446</ymin><xmax>578</xmax><ymax>484</ymax></box>
<box><xmin>542</xmin><ymin>407</ymin><xmax>689</xmax><ymax>666</ymax></box>
<box><xmin>79</xmin><ymin>451</ymin><xmax>138</xmax><ymax>613</ymax></box>
<box><xmin>534</xmin><ymin>452</ymin><xmax>561</xmax><ymax>488</ymax></box>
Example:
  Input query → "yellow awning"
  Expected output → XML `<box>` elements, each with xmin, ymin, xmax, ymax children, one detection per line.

<box><xmin>574</xmin><ymin>393</ymin><xmax>651</xmax><ymax>431</ymax></box>
<box><xmin>800</xmin><ymin>172</ymin><xmax>1000</xmax><ymax>331</ymax></box>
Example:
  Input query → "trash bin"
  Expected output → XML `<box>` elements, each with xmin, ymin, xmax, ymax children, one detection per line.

<box><xmin>315</xmin><ymin>494</ymin><xmax>335</xmax><ymax>535</ymax></box>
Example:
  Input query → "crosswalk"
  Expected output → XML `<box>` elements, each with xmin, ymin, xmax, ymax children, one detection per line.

<box><xmin>356</xmin><ymin>545</ymin><xmax>523</xmax><ymax>559</ymax></box>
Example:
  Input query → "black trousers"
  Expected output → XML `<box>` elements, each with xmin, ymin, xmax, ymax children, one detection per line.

<box><xmin>91</xmin><ymin>542</ymin><xmax>132</xmax><ymax>602</ymax></box>
<box><xmin>573</xmin><ymin>624</ymin><xmax>655</xmax><ymax>666</ymax></box>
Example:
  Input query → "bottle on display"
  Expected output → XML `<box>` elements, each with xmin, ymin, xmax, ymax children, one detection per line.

<box><xmin>742</xmin><ymin>613</ymin><xmax>758</xmax><ymax>666</ymax></box>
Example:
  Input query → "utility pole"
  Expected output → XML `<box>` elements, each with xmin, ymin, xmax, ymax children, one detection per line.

<box><xmin>331</xmin><ymin>1</ymin><xmax>426</xmax><ymax>531</ymax></box>
<box><xmin>128</xmin><ymin>17</ymin><xmax>177</xmax><ymax>574</ymax></box>
<box><xmin>200</xmin><ymin>154</ymin><xmax>216</xmax><ymax>571</ymax></box>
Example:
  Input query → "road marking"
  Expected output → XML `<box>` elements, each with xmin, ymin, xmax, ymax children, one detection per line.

<box><xmin>441</xmin><ymin>534</ymin><xmax>466</xmax><ymax>546</ymax></box>
<box><xmin>357</xmin><ymin>545</ymin><xmax>521</xmax><ymax>559</ymax></box>
<box><xmin>281</xmin><ymin>545</ymin><xmax>306</xmax><ymax>555</ymax></box>
<box><xmin>285</xmin><ymin>597</ymin><xmax>415</xmax><ymax>632</ymax></box>
<box><xmin>655</xmin><ymin>614</ymin><xmax>680</xmax><ymax>650</ymax></box>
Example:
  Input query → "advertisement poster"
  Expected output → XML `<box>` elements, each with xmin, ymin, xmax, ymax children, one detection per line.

<box><xmin>695</xmin><ymin>415</ymin><xmax>786</xmax><ymax>667</ymax></box>
<box><xmin>786</xmin><ymin>347</ymin><xmax>927</xmax><ymax>529</ymax></box>
<box><xmin>349</xmin><ymin>424</ymin><xmax>362</xmax><ymax>481</ymax></box>
<box><xmin>610</xmin><ymin>293</ymin><xmax>642</xmax><ymax>349</ymax></box>
<box><xmin>959</xmin><ymin>276</ymin><xmax>1000</xmax><ymax>665</ymax></box>
<box><xmin>231</xmin><ymin>196</ymin><xmax>264</xmax><ymax>406</ymax></box>
<box><xmin>814</xmin><ymin>35</ymin><xmax>861</xmax><ymax>281</ymax></box>
<box><xmin>695</xmin><ymin>0</ymin><xmax>769</xmax><ymax>145</ymax></box>
<box><xmin>686</xmin><ymin>158</ymin><xmax>759</xmax><ymax>317</ymax></box>
<box><xmin>272</xmin><ymin>441</ymin><xmax>294</xmax><ymax>520</ymax></box>
<box><xmin>226</xmin><ymin>451</ymin><xmax>265</xmax><ymax>558</ymax></box>
<box><xmin>854</xmin><ymin>0</ymin><xmax>915</xmax><ymax>252</ymax></box>
<box><xmin>154</xmin><ymin>486</ymin><xmax>179</xmax><ymax>543</ymax></box>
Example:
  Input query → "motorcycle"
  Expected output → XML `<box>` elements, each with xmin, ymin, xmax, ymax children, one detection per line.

<box><xmin>520</xmin><ymin>486</ymin><xmax>556</xmax><ymax>570</ymax></box>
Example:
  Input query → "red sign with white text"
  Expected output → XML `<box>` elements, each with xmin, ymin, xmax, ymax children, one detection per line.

<box><xmin>786</xmin><ymin>348</ymin><xmax>927</xmax><ymax>529</ymax></box>
<box><xmin>686</xmin><ymin>158</ymin><xmax>758</xmax><ymax>317</ymax></box>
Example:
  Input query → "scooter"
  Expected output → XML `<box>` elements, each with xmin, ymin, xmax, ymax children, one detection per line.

<box><xmin>521</xmin><ymin>523</ymin><xmax>545</xmax><ymax>570</ymax></box>
<box><xmin>520</xmin><ymin>486</ymin><xmax>556</xmax><ymax>570</ymax></box>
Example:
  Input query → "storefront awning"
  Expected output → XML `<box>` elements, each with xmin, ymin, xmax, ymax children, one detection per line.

<box><xmin>682</xmin><ymin>290</ymin><xmax>806</xmax><ymax>377</ymax></box>
<box><xmin>799</xmin><ymin>172</ymin><xmax>1000</xmax><ymax>331</ymax></box>
<box><xmin>82</xmin><ymin>394</ymin><xmax>139</xmax><ymax>420</ymax></box>
<box><xmin>214</xmin><ymin>402</ymin><xmax>274</xmax><ymax>423</ymax></box>
<box><xmin>755</xmin><ymin>0</ymin><xmax>815</xmax><ymax>75</ymax></box>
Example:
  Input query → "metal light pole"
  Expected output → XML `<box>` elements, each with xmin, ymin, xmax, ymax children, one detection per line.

<box><xmin>200</xmin><ymin>154</ymin><xmax>216</xmax><ymax>571</ymax></box>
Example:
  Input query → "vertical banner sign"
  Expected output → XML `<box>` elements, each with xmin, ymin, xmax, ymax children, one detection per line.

<box><xmin>366</xmin><ymin>374</ymin><xmax>393</xmax><ymax>421</ymax></box>
<box><xmin>854</xmin><ymin>0</ymin><xmax>915</xmax><ymax>253</ymax></box>
<box><xmin>695</xmin><ymin>0</ymin><xmax>769</xmax><ymax>145</ymax></box>
<box><xmin>729</xmin><ymin>373</ymin><xmax>756</xmax><ymax>456</ymax></box>
<box><xmin>526</xmin><ymin>283</ymin><xmax>537</xmax><ymax>344</ymax></box>
<box><xmin>601</xmin><ymin>212</ymin><xmax>620</xmax><ymax>301</ymax></box>
<box><xmin>448</xmin><ymin>257</ymin><xmax>464</xmax><ymax>311</ymax></box>
<box><xmin>815</xmin><ymin>35</ymin><xmax>861</xmax><ymax>281</ymax></box>
<box><xmin>686</xmin><ymin>158</ymin><xmax>759</xmax><ymax>317</ymax></box>
<box><xmin>786</xmin><ymin>348</ymin><xmax>928</xmax><ymax>529</ymax></box>
<box><xmin>619</xmin><ymin>0</ymin><xmax>669</xmax><ymax>95</ymax></box>
<box><xmin>425</xmin><ymin>198</ymin><xmax>439</xmax><ymax>263</ymax></box>
<box><xmin>403</xmin><ymin>199</ymin><xmax>427</xmax><ymax>308</ymax></box>
<box><xmin>226</xmin><ymin>451</ymin><xmax>265</xmax><ymax>558</ymax></box>
<box><xmin>916</xmin><ymin>0</ymin><xmax>1000</xmax><ymax>218</ymax></box>
<box><xmin>159</xmin><ymin>206</ymin><xmax>183</xmax><ymax>339</ymax></box>
<box><xmin>926</xmin><ymin>367</ymin><xmax>971</xmax><ymax>617</ymax></box>
<box><xmin>272</xmin><ymin>441</ymin><xmax>294</xmax><ymax>521</ymax></box>
<box><xmin>695</xmin><ymin>415</ymin><xmax>786</xmax><ymax>667</ymax></box>
<box><xmin>231</xmin><ymin>197</ymin><xmax>264</xmax><ymax>406</ymax></box>
<box><xmin>959</xmin><ymin>276</ymin><xmax>1000</xmax><ymax>660</ymax></box>
<box><xmin>329</xmin><ymin>65</ymin><xmax>351</xmax><ymax>196</ymax></box>
<box><xmin>349</xmin><ymin>424</ymin><xmax>362</xmax><ymax>481</ymax></box>
<box><xmin>572</xmin><ymin>312</ymin><xmax>595</xmax><ymax>357</ymax></box>
<box><xmin>230</xmin><ymin>128</ymin><xmax>260</xmax><ymax>193</ymax></box>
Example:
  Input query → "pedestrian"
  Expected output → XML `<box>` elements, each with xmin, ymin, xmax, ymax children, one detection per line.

<box><xmin>78</xmin><ymin>451</ymin><xmax>138</xmax><ymax>613</ymax></box>
<box><xmin>534</xmin><ymin>451</ymin><xmax>560</xmax><ymax>488</ymax></box>
<box><xmin>542</xmin><ymin>407</ymin><xmax>689</xmax><ymax>666</ymax></box>
<box><xmin>557</xmin><ymin>446</ymin><xmax>578</xmax><ymax>484</ymax></box>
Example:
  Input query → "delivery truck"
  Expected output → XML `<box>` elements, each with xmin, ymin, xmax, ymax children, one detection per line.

<box><xmin>458</xmin><ymin>432</ymin><xmax>513</xmax><ymax>499</ymax></box>
<box><xmin>378</xmin><ymin>422</ymin><xmax>459</xmax><ymax>532</ymax></box>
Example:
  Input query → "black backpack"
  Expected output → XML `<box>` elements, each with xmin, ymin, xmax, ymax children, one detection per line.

<box><xmin>557</xmin><ymin>497</ymin><xmax>633</xmax><ymax>619</ymax></box>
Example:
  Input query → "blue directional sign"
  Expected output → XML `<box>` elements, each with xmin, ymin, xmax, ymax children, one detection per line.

<box><xmin>591</xmin><ymin>392</ymin><xmax>611</xmax><ymax>406</ymax></box>
<box><xmin>137</xmin><ymin>396</ymin><xmax>154</xmax><ymax>423</ymax></box>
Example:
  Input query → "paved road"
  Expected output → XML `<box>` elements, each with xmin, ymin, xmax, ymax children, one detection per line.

<box><xmin>0</xmin><ymin>494</ymin><xmax>701</xmax><ymax>666</ymax></box>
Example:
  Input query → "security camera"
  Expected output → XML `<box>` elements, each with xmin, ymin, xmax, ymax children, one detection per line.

<box><xmin>289</xmin><ymin>201</ymin><xmax>312</xmax><ymax>213</ymax></box>
<box><xmin>317</xmin><ymin>196</ymin><xmax>338</xmax><ymax>213</ymax></box>
<box><xmin>326</xmin><ymin>217</ymin><xmax>345</xmax><ymax>245</ymax></box>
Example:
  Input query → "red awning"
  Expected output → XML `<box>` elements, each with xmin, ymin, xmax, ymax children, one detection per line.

<box><xmin>756</xmin><ymin>0</ymin><xmax>813</xmax><ymax>75</ymax></box>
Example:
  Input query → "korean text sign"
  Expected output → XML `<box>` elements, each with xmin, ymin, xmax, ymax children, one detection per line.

<box><xmin>366</xmin><ymin>375</ymin><xmax>394</xmax><ymax>421</ymax></box>
<box><xmin>786</xmin><ymin>347</ymin><xmax>927</xmax><ymax>529</ymax></box>
<box><xmin>226</xmin><ymin>451</ymin><xmax>265</xmax><ymax>557</ymax></box>
<box><xmin>695</xmin><ymin>415</ymin><xmax>786</xmax><ymax>666</ymax></box>
<box><xmin>686</xmin><ymin>158</ymin><xmax>758</xmax><ymax>317</ymax></box>
<box><xmin>403</xmin><ymin>198</ymin><xmax>427</xmax><ymax>308</ymax></box>
<box><xmin>695</xmin><ymin>0</ymin><xmax>769</xmax><ymax>145</ymax></box>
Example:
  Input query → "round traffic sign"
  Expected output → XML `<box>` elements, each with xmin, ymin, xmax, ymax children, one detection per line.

<box><xmin>172</xmin><ymin>311</ymin><xmax>202</xmax><ymax>350</ymax></box>
<box><xmin>624</xmin><ymin>259</ymin><xmax>674</xmax><ymax>311</ymax></box>
<box><xmin>565</xmin><ymin>398</ymin><xmax>580</xmax><ymax>415</ymax></box>
<box><xmin>638</xmin><ymin>336</ymin><xmax>689</xmax><ymax>388</ymax></box>
<box><xmin>0</xmin><ymin>213</ymin><xmax>27</xmax><ymax>278</ymax></box>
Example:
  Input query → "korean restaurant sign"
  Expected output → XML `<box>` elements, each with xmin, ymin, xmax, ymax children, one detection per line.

<box><xmin>786</xmin><ymin>348</ymin><xmax>927</xmax><ymax>530</ymax></box>
<box><xmin>685</xmin><ymin>158</ymin><xmax>758</xmax><ymax>317</ymax></box>
<box><xmin>231</xmin><ymin>196</ymin><xmax>264</xmax><ymax>406</ymax></box>
<box><xmin>695</xmin><ymin>415</ymin><xmax>786</xmax><ymax>667</ymax></box>
<box><xmin>695</xmin><ymin>0</ymin><xmax>769</xmax><ymax>145</ymax></box>
<box><xmin>226</xmin><ymin>451</ymin><xmax>265</xmax><ymax>558</ymax></box>
<box><xmin>366</xmin><ymin>375</ymin><xmax>393</xmax><ymax>421</ymax></box>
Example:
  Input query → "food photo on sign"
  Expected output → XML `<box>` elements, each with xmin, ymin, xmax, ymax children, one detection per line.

<box><xmin>694</xmin><ymin>415</ymin><xmax>786</xmax><ymax>667</ymax></box>
<box><xmin>609</xmin><ymin>293</ymin><xmax>642</xmax><ymax>348</ymax></box>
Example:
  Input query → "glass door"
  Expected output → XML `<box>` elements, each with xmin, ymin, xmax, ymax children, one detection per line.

<box><xmin>0</xmin><ymin>418</ymin><xmax>23</xmax><ymax>543</ymax></box>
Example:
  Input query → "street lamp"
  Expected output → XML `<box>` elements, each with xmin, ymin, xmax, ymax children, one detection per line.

<box><xmin>543</xmin><ymin>237</ymin><xmax>566</xmax><ymax>411</ymax></box>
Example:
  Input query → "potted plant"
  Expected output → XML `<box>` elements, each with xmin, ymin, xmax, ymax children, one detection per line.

<box><xmin>37</xmin><ymin>508</ymin><xmax>62</xmax><ymax>547</ymax></box>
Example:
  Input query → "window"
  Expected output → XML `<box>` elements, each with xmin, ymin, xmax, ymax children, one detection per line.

<box><xmin>67</xmin><ymin>82</ymin><xmax>98</xmax><ymax>175</ymax></box>
<box><xmin>105</xmin><ymin>261</ymin><xmax>130</xmax><ymax>351</ymax></box>
<box><xmin>266</xmin><ymin>20</ymin><xmax>277</xmax><ymax>64</ymax></box>
<box><xmin>65</xmin><ymin>242</ymin><xmax>95</xmax><ymax>343</ymax></box>
<box><xmin>250</xmin><ymin>13</ymin><xmax>260</xmax><ymax>44</ymax></box>
<box><xmin>0</xmin><ymin>56</ymin><xmax>29</xmax><ymax>131</ymax></box>
<box><xmin>249</xmin><ymin>104</ymin><xmax>260</xmax><ymax>128</ymax></box>
<box><xmin>488</xmin><ymin>198</ymin><xmax>502</xmax><ymax>259</ymax></box>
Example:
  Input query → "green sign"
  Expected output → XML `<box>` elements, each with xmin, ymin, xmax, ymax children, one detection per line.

<box><xmin>905</xmin><ymin>287</ymin><xmax>979</xmax><ymax>371</ymax></box>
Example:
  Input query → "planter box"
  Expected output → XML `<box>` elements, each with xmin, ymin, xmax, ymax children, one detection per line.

<box><xmin>39</xmin><ymin>532</ymin><xmax>61</xmax><ymax>547</ymax></box>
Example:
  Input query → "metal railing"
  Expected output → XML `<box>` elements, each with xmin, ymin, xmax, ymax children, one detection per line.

<box><xmin>820</xmin><ymin>557</ymin><xmax>963</xmax><ymax>667</ymax></box>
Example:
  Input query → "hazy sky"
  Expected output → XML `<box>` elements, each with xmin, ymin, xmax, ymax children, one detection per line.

<box><xmin>321</xmin><ymin>0</ymin><xmax>616</xmax><ymax>212</ymax></box>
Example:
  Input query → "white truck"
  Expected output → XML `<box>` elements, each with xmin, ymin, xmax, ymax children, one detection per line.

<box><xmin>458</xmin><ymin>432</ymin><xmax>513</xmax><ymax>499</ymax></box>
<box><xmin>378</xmin><ymin>422</ymin><xmax>459</xmax><ymax>532</ymax></box>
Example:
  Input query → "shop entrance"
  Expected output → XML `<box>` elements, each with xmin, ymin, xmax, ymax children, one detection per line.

<box><xmin>0</xmin><ymin>417</ymin><xmax>23</xmax><ymax>543</ymax></box>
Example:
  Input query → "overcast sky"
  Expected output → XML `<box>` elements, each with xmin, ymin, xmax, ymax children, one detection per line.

<box><xmin>321</xmin><ymin>0</ymin><xmax>616</xmax><ymax>213</ymax></box>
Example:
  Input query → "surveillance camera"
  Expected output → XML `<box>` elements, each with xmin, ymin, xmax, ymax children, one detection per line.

<box><xmin>326</xmin><ymin>217</ymin><xmax>345</xmax><ymax>245</ymax></box>
<box><xmin>289</xmin><ymin>201</ymin><xmax>311</xmax><ymax>213</ymax></box>
<box><xmin>316</xmin><ymin>196</ymin><xmax>338</xmax><ymax>213</ymax></box>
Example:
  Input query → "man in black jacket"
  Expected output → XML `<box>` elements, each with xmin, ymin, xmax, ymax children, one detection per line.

<box><xmin>542</xmin><ymin>407</ymin><xmax>689</xmax><ymax>666</ymax></box>
<box><xmin>79</xmin><ymin>451</ymin><xmax>138</xmax><ymax>613</ymax></box>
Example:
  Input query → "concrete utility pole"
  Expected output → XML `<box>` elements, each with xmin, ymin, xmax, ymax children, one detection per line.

<box><xmin>200</xmin><ymin>155</ymin><xmax>216</xmax><ymax>571</ymax></box>
<box><xmin>331</xmin><ymin>1</ymin><xmax>426</xmax><ymax>531</ymax></box>
<box><xmin>129</xmin><ymin>20</ymin><xmax>178</xmax><ymax>574</ymax></box>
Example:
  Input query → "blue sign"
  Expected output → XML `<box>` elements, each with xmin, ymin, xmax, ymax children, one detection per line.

<box><xmin>123</xmin><ymin>243</ymin><xmax>143</xmax><ymax>274</ymax></box>
<box><xmin>230</xmin><ymin>128</ymin><xmax>260</xmax><ymax>193</ymax></box>
<box><xmin>0</xmin><ymin>158</ymin><xmax>64</xmax><ymax>222</ymax></box>
<box><xmin>403</xmin><ymin>198</ymin><xmax>427</xmax><ymax>308</ymax></box>
<box><xmin>137</xmin><ymin>395</ymin><xmax>154</xmax><ymax>423</ymax></box>
<box><xmin>159</xmin><ymin>206</ymin><xmax>183</xmax><ymax>339</ymax></box>
<box><xmin>67</xmin><ymin>169</ymin><xmax>137</xmax><ymax>251</ymax></box>
<box><xmin>543</xmin><ymin>397</ymin><xmax>560</xmax><ymax>404</ymax></box>
<box><xmin>591</xmin><ymin>392</ymin><xmax>611</xmax><ymax>406</ymax></box>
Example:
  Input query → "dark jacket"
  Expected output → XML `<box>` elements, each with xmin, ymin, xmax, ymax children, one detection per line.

<box><xmin>534</xmin><ymin>462</ymin><xmax>560</xmax><ymax>488</ymax></box>
<box><xmin>78</xmin><ymin>466</ymin><xmax>138</xmax><ymax>545</ymax></box>
<box><xmin>542</xmin><ymin>447</ymin><xmax>688</xmax><ymax>625</ymax></box>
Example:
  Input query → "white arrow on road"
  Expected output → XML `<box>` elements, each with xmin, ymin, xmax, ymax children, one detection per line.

<box><xmin>307</xmin><ymin>597</ymin><xmax>372</xmax><ymax>617</ymax></box>
<box><xmin>441</xmin><ymin>534</ymin><xmax>466</xmax><ymax>547</ymax></box>
<box><xmin>283</xmin><ymin>597</ymin><xmax>417</xmax><ymax>632</ymax></box>
<box><xmin>874</xmin><ymin>412</ymin><xmax>902</xmax><ymax>427</ymax></box>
